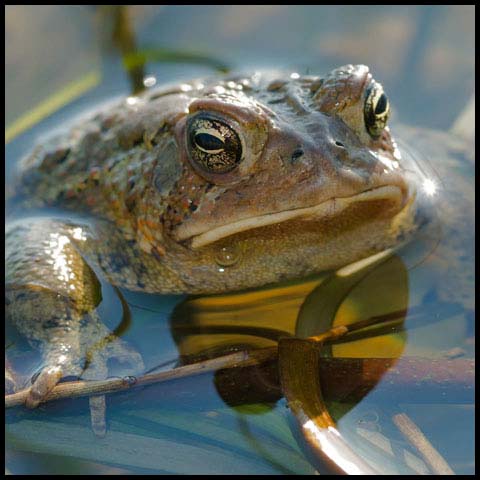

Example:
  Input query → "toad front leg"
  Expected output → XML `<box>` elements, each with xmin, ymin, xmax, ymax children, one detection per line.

<box><xmin>5</xmin><ymin>218</ymin><xmax>144</xmax><ymax>436</ymax></box>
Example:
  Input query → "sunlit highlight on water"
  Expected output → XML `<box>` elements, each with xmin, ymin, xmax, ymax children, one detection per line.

<box><xmin>422</xmin><ymin>178</ymin><xmax>437</xmax><ymax>196</ymax></box>
<box><xmin>143</xmin><ymin>75</ymin><xmax>157</xmax><ymax>88</ymax></box>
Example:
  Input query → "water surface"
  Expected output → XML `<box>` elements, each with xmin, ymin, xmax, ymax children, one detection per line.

<box><xmin>5</xmin><ymin>5</ymin><xmax>475</xmax><ymax>475</ymax></box>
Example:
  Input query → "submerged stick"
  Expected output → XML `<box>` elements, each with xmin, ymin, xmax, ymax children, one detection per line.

<box><xmin>6</xmin><ymin>315</ymin><xmax>355</xmax><ymax>409</ymax></box>
<box><xmin>5</xmin><ymin>352</ymin><xmax>474</xmax><ymax>409</ymax></box>
<box><xmin>5</xmin><ymin>313</ymin><xmax>474</xmax><ymax>409</ymax></box>
<box><xmin>392</xmin><ymin>412</ymin><xmax>455</xmax><ymax>475</ymax></box>
<box><xmin>5</xmin><ymin>347</ymin><xmax>276</xmax><ymax>408</ymax></box>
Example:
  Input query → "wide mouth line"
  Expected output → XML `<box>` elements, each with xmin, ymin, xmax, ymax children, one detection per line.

<box><xmin>188</xmin><ymin>184</ymin><xmax>405</xmax><ymax>249</ymax></box>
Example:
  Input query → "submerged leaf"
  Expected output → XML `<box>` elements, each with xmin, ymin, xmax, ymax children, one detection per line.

<box><xmin>6</xmin><ymin>419</ymin><xmax>279</xmax><ymax>474</ymax></box>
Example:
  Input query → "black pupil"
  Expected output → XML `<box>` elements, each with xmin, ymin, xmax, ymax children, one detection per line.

<box><xmin>195</xmin><ymin>132</ymin><xmax>224</xmax><ymax>151</ymax></box>
<box><xmin>375</xmin><ymin>93</ymin><xmax>388</xmax><ymax>115</ymax></box>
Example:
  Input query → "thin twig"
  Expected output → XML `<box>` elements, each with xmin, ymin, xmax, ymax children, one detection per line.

<box><xmin>5</xmin><ymin>311</ymin><xmax>474</xmax><ymax>409</ymax></box>
<box><xmin>392</xmin><ymin>412</ymin><xmax>455</xmax><ymax>475</ymax></box>
<box><xmin>7</xmin><ymin>315</ymin><xmax>358</xmax><ymax>408</ymax></box>
<box><xmin>5</xmin><ymin>347</ymin><xmax>277</xmax><ymax>408</ymax></box>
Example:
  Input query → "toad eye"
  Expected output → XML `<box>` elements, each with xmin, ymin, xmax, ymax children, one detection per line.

<box><xmin>194</xmin><ymin>130</ymin><xmax>225</xmax><ymax>153</ymax></box>
<box><xmin>364</xmin><ymin>83</ymin><xmax>390</xmax><ymax>138</ymax></box>
<box><xmin>187</xmin><ymin>114</ymin><xmax>242</xmax><ymax>174</ymax></box>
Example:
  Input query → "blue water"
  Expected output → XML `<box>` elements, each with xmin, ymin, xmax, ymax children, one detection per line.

<box><xmin>5</xmin><ymin>5</ymin><xmax>475</xmax><ymax>475</ymax></box>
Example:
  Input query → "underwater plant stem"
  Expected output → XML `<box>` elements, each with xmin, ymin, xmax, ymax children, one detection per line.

<box><xmin>110</xmin><ymin>5</ymin><xmax>145</xmax><ymax>94</ymax></box>
<box><xmin>392</xmin><ymin>412</ymin><xmax>455</xmax><ymax>475</ymax></box>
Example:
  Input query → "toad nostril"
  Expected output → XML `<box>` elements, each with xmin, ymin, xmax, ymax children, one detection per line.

<box><xmin>290</xmin><ymin>148</ymin><xmax>304</xmax><ymax>164</ymax></box>
<box><xmin>335</xmin><ymin>141</ymin><xmax>345</xmax><ymax>148</ymax></box>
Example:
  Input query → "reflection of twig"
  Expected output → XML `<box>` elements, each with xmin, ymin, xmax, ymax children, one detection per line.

<box><xmin>321</xmin><ymin>303</ymin><xmax>464</xmax><ymax>346</ymax></box>
<box><xmin>392</xmin><ymin>412</ymin><xmax>455</xmax><ymax>475</ymax></box>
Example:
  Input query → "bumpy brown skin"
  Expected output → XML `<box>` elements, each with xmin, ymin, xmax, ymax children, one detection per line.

<box><xmin>6</xmin><ymin>65</ymin><xmax>416</xmax><ymax>434</ymax></box>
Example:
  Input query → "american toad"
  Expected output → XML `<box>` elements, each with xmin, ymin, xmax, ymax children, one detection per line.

<box><xmin>5</xmin><ymin>65</ymin><xmax>416</xmax><ymax>435</ymax></box>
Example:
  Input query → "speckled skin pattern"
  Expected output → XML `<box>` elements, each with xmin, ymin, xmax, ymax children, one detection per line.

<box><xmin>6</xmin><ymin>65</ymin><xmax>417</xmax><ymax>434</ymax></box>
